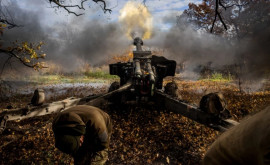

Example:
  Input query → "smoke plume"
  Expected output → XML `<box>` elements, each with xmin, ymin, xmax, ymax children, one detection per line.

<box><xmin>146</xmin><ymin>10</ymin><xmax>270</xmax><ymax>81</ymax></box>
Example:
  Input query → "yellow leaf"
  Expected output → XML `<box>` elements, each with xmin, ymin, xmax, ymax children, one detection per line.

<box><xmin>166</xmin><ymin>156</ymin><xmax>170</xmax><ymax>164</ymax></box>
<box><xmin>31</xmin><ymin>52</ymin><xmax>37</xmax><ymax>59</ymax></box>
<box><xmin>22</xmin><ymin>42</ymin><xmax>28</xmax><ymax>48</ymax></box>
<box><xmin>23</xmin><ymin>57</ymin><xmax>30</xmax><ymax>63</ymax></box>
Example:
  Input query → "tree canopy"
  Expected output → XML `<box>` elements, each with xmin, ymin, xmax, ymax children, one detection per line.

<box><xmin>181</xmin><ymin>0</ymin><xmax>270</xmax><ymax>38</ymax></box>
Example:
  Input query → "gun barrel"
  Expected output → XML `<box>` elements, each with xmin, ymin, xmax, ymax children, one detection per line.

<box><xmin>147</xmin><ymin>59</ymin><xmax>155</xmax><ymax>83</ymax></box>
<box><xmin>133</xmin><ymin>37</ymin><xmax>143</xmax><ymax>51</ymax></box>
<box><xmin>134</xmin><ymin>59</ymin><xmax>142</xmax><ymax>78</ymax></box>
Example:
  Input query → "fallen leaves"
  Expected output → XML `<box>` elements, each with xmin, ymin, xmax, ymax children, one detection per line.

<box><xmin>0</xmin><ymin>79</ymin><xmax>270</xmax><ymax>164</ymax></box>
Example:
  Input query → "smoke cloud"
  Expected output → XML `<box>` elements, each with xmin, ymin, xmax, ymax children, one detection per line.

<box><xmin>238</xmin><ymin>25</ymin><xmax>270</xmax><ymax>80</ymax></box>
<box><xmin>146</xmin><ymin>10</ymin><xmax>270</xmax><ymax>81</ymax></box>
<box><xmin>147</xmin><ymin>26</ymin><xmax>236</xmax><ymax>68</ymax></box>
<box><xmin>1</xmin><ymin>0</ymin><xmax>130</xmax><ymax>73</ymax></box>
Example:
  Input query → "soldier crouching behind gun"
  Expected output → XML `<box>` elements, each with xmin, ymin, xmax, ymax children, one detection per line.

<box><xmin>52</xmin><ymin>105</ymin><xmax>112</xmax><ymax>165</ymax></box>
<box><xmin>202</xmin><ymin>106</ymin><xmax>270</xmax><ymax>165</ymax></box>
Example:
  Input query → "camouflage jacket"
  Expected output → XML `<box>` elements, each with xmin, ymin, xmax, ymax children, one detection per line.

<box><xmin>52</xmin><ymin>105</ymin><xmax>112</xmax><ymax>152</ymax></box>
<box><xmin>202</xmin><ymin>106</ymin><xmax>270</xmax><ymax>165</ymax></box>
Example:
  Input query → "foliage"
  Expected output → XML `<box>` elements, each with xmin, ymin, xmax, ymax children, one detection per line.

<box><xmin>0</xmin><ymin>23</ymin><xmax>7</xmax><ymax>35</ymax></box>
<box><xmin>208</xmin><ymin>72</ymin><xmax>233</xmax><ymax>81</ymax></box>
<box><xmin>4</xmin><ymin>41</ymin><xmax>46</xmax><ymax>70</ymax></box>
<box><xmin>181</xmin><ymin>0</ymin><xmax>270</xmax><ymax>37</ymax></box>
<box><xmin>180</xmin><ymin>0</ymin><xmax>229</xmax><ymax>35</ymax></box>
<box><xmin>181</xmin><ymin>1</ymin><xmax>218</xmax><ymax>32</ymax></box>
<box><xmin>27</xmin><ymin>74</ymin><xmax>118</xmax><ymax>84</ymax></box>
<box><xmin>84</xmin><ymin>71</ymin><xmax>118</xmax><ymax>79</ymax></box>
<box><xmin>210</xmin><ymin>72</ymin><xmax>223</xmax><ymax>80</ymax></box>
<box><xmin>0</xmin><ymin>21</ymin><xmax>47</xmax><ymax>74</ymax></box>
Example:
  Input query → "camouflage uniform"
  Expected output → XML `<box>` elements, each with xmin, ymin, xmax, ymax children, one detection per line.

<box><xmin>52</xmin><ymin>105</ymin><xmax>112</xmax><ymax>165</ymax></box>
<box><xmin>202</xmin><ymin>106</ymin><xmax>270</xmax><ymax>165</ymax></box>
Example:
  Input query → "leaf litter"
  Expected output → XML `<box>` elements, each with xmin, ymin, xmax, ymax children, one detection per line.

<box><xmin>0</xmin><ymin>80</ymin><xmax>270</xmax><ymax>164</ymax></box>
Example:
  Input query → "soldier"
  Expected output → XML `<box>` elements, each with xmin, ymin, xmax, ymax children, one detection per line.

<box><xmin>52</xmin><ymin>105</ymin><xmax>112</xmax><ymax>165</ymax></box>
<box><xmin>202</xmin><ymin>106</ymin><xmax>270</xmax><ymax>165</ymax></box>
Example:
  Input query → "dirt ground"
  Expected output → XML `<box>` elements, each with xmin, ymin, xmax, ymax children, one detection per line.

<box><xmin>0</xmin><ymin>79</ymin><xmax>270</xmax><ymax>164</ymax></box>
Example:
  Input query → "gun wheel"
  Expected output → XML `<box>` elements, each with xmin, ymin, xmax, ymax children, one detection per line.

<box><xmin>164</xmin><ymin>82</ymin><xmax>181</xmax><ymax>99</ymax></box>
<box><xmin>108</xmin><ymin>81</ymin><xmax>124</xmax><ymax>106</ymax></box>
<box><xmin>199</xmin><ymin>92</ymin><xmax>231</xmax><ymax>119</ymax></box>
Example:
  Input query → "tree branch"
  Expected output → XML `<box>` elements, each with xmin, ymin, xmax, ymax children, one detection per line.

<box><xmin>0</xmin><ymin>48</ymin><xmax>47</xmax><ymax>70</ymax></box>
<box><xmin>211</xmin><ymin>0</ymin><xmax>227</xmax><ymax>33</ymax></box>
<box><xmin>221</xmin><ymin>1</ymin><xmax>249</xmax><ymax>9</ymax></box>
<box><xmin>0</xmin><ymin>56</ymin><xmax>11</xmax><ymax>76</ymax></box>
<box><xmin>217</xmin><ymin>10</ymin><xmax>227</xmax><ymax>30</ymax></box>
<box><xmin>211</xmin><ymin>0</ymin><xmax>250</xmax><ymax>33</ymax></box>
<box><xmin>0</xmin><ymin>18</ymin><xmax>20</xmax><ymax>29</ymax></box>
<box><xmin>0</xmin><ymin>48</ymin><xmax>33</xmax><ymax>68</ymax></box>
<box><xmin>49</xmin><ymin>0</ymin><xmax>86</xmax><ymax>16</ymax></box>
<box><xmin>142</xmin><ymin>0</ymin><xmax>147</xmax><ymax>6</ymax></box>
<box><xmin>211</xmin><ymin>0</ymin><xmax>219</xmax><ymax>33</ymax></box>
<box><xmin>93</xmin><ymin>0</ymin><xmax>112</xmax><ymax>13</ymax></box>
<box><xmin>49</xmin><ymin>0</ymin><xmax>112</xmax><ymax>16</ymax></box>
<box><xmin>219</xmin><ymin>0</ymin><xmax>227</xmax><ymax>10</ymax></box>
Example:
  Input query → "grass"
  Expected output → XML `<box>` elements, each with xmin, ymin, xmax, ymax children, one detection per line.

<box><xmin>84</xmin><ymin>71</ymin><xmax>118</xmax><ymax>80</ymax></box>
<box><xmin>201</xmin><ymin>72</ymin><xmax>233</xmax><ymax>82</ymax></box>
<box><xmin>19</xmin><ymin>71</ymin><xmax>119</xmax><ymax>85</ymax></box>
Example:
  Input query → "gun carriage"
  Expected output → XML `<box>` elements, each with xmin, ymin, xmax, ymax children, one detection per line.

<box><xmin>107</xmin><ymin>37</ymin><xmax>237</xmax><ymax>131</ymax></box>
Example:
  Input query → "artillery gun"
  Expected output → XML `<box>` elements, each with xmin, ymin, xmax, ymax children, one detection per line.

<box><xmin>0</xmin><ymin>37</ymin><xmax>238</xmax><ymax>133</ymax></box>
<box><xmin>109</xmin><ymin>37</ymin><xmax>176</xmax><ymax>103</ymax></box>
<box><xmin>106</xmin><ymin>37</ymin><xmax>237</xmax><ymax>131</ymax></box>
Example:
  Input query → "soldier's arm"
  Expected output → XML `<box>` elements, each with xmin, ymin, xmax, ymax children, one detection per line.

<box><xmin>202</xmin><ymin>107</ymin><xmax>270</xmax><ymax>165</ymax></box>
<box><xmin>95</xmin><ymin>129</ymin><xmax>110</xmax><ymax>150</ymax></box>
<box><xmin>85</xmin><ymin>120</ymin><xmax>110</xmax><ymax>152</ymax></box>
